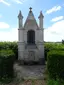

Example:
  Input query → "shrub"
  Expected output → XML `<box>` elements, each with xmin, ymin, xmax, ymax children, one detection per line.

<box><xmin>7</xmin><ymin>42</ymin><xmax>18</xmax><ymax>60</ymax></box>
<box><xmin>44</xmin><ymin>43</ymin><xmax>64</xmax><ymax>61</ymax></box>
<box><xmin>44</xmin><ymin>43</ymin><xmax>57</xmax><ymax>61</ymax></box>
<box><xmin>0</xmin><ymin>50</ymin><xmax>15</xmax><ymax>79</ymax></box>
<box><xmin>47</xmin><ymin>50</ymin><xmax>64</xmax><ymax>79</ymax></box>
<box><xmin>0</xmin><ymin>42</ymin><xmax>18</xmax><ymax>60</ymax></box>
<box><xmin>47</xmin><ymin>79</ymin><xmax>59</xmax><ymax>85</ymax></box>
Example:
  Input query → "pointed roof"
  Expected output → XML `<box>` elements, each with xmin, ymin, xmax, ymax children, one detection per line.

<box><xmin>18</xmin><ymin>10</ymin><xmax>23</xmax><ymax>19</ymax></box>
<box><xmin>24</xmin><ymin>7</ymin><xmax>39</xmax><ymax>28</ymax></box>
<box><xmin>38</xmin><ymin>11</ymin><xmax>44</xmax><ymax>18</ymax></box>
<box><xmin>26</xmin><ymin>7</ymin><xmax>35</xmax><ymax>20</ymax></box>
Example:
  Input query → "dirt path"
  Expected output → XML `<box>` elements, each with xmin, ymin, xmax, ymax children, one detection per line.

<box><xmin>18</xmin><ymin>79</ymin><xmax>46</xmax><ymax>85</ymax></box>
<box><xmin>3</xmin><ymin>79</ymin><xmax>46</xmax><ymax>85</ymax></box>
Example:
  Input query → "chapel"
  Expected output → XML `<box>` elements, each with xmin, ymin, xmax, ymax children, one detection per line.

<box><xmin>18</xmin><ymin>7</ymin><xmax>45</xmax><ymax>64</ymax></box>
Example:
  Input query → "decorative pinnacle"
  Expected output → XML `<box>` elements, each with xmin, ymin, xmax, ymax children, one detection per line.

<box><xmin>29</xmin><ymin>7</ymin><xmax>32</xmax><ymax>12</ymax></box>
<box><xmin>38</xmin><ymin>11</ymin><xmax>44</xmax><ymax>18</ymax></box>
<box><xmin>40</xmin><ymin>11</ymin><xmax>42</xmax><ymax>14</ymax></box>
<box><xmin>18</xmin><ymin>10</ymin><xmax>23</xmax><ymax>18</ymax></box>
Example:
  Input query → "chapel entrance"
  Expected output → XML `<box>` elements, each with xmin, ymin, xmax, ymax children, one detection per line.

<box><xmin>27</xmin><ymin>30</ymin><xmax>35</xmax><ymax>44</ymax></box>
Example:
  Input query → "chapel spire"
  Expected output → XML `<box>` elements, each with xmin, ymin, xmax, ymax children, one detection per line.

<box><xmin>18</xmin><ymin>10</ymin><xmax>23</xmax><ymax>28</ymax></box>
<box><xmin>38</xmin><ymin>11</ymin><xmax>44</xmax><ymax>18</ymax></box>
<box><xmin>38</xmin><ymin>11</ymin><xmax>44</xmax><ymax>29</ymax></box>
<box><xmin>18</xmin><ymin>10</ymin><xmax>23</xmax><ymax>19</ymax></box>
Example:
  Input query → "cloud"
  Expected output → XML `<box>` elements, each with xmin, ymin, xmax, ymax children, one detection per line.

<box><xmin>44</xmin><ymin>20</ymin><xmax>64</xmax><ymax>42</ymax></box>
<box><xmin>0</xmin><ymin>20</ymin><xmax>64</xmax><ymax>42</ymax></box>
<box><xmin>0</xmin><ymin>0</ymin><xmax>11</xmax><ymax>6</ymax></box>
<box><xmin>13</xmin><ymin>0</ymin><xmax>23</xmax><ymax>4</ymax></box>
<box><xmin>0</xmin><ymin>28</ymin><xmax>18</xmax><ymax>41</ymax></box>
<box><xmin>51</xmin><ymin>16</ymin><xmax>64</xmax><ymax>22</ymax></box>
<box><xmin>0</xmin><ymin>22</ymin><xmax>10</xmax><ymax>29</ymax></box>
<box><xmin>46</xmin><ymin>6</ymin><xmax>61</xmax><ymax>14</ymax></box>
<box><xmin>13</xmin><ymin>0</ymin><xmax>27</xmax><ymax>4</ymax></box>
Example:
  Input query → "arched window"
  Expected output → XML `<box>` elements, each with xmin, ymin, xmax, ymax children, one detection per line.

<box><xmin>27</xmin><ymin>30</ymin><xmax>35</xmax><ymax>44</ymax></box>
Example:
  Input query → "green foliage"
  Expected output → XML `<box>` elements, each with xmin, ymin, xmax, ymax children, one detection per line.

<box><xmin>0</xmin><ymin>77</ymin><xmax>13</xmax><ymax>84</ymax></box>
<box><xmin>44</xmin><ymin>42</ymin><xmax>64</xmax><ymax>61</ymax></box>
<box><xmin>0</xmin><ymin>42</ymin><xmax>18</xmax><ymax>60</ymax></box>
<box><xmin>47</xmin><ymin>50</ymin><xmax>64</xmax><ymax>79</ymax></box>
<box><xmin>0</xmin><ymin>50</ymin><xmax>15</xmax><ymax>80</ymax></box>
<box><xmin>47</xmin><ymin>78</ymin><xmax>64</xmax><ymax>85</ymax></box>
<box><xmin>47</xmin><ymin>79</ymin><xmax>59</xmax><ymax>85</ymax></box>
<box><xmin>0</xmin><ymin>42</ymin><xmax>18</xmax><ymax>83</ymax></box>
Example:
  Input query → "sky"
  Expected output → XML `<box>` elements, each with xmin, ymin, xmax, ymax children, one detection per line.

<box><xmin>0</xmin><ymin>0</ymin><xmax>64</xmax><ymax>42</ymax></box>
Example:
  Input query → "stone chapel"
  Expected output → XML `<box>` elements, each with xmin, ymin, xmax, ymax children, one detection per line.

<box><xmin>18</xmin><ymin>7</ymin><xmax>45</xmax><ymax>64</ymax></box>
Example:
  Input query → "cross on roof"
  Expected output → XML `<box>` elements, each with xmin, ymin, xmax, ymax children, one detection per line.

<box><xmin>29</xmin><ymin>7</ymin><xmax>32</xmax><ymax>12</ymax></box>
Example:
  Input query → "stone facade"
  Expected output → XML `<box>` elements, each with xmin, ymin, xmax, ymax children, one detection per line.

<box><xmin>18</xmin><ymin>8</ymin><xmax>45</xmax><ymax>64</ymax></box>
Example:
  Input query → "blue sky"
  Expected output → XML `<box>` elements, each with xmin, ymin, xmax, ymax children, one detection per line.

<box><xmin>0</xmin><ymin>0</ymin><xmax>64</xmax><ymax>42</ymax></box>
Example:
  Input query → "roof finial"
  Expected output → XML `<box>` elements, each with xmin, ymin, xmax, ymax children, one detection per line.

<box><xmin>29</xmin><ymin>7</ymin><xmax>32</xmax><ymax>12</ymax></box>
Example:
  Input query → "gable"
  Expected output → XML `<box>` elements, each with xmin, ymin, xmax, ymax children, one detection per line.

<box><xmin>24</xmin><ymin>10</ymin><xmax>39</xmax><ymax>30</ymax></box>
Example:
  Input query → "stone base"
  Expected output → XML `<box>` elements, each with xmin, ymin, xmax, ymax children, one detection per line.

<box><xmin>18</xmin><ymin>58</ymin><xmax>45</xmax><ymax>65</ymax></box>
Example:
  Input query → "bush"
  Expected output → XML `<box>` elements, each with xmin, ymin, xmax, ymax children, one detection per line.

<box><xmin>47</xmin><ymin>78</ymin><xmax>64</xmax><ymax>85</ymax></box>
<box><xmin>0</xmin><ymin>42</ymin><xmax>18</xmax><ymax>60</ymax></box>
<box><xmin>44</xmin><ymin>43</ymin><xmax>64</xmax><ymax>61</ymax></box>
<box><xmin>47</xmin><ymin>50</ymin><xmax>64</xmax><ymax>79</ymax></box>
<box><xmin>0</xmin><ymin>50</ymin><xmax>15</xmax><ymax>79</ymax></box>
<box><xmin>44</xmin><ymin>43</ymin><xmax>57</xmax><ymax>61</ymax></box>
<box><xmin>7</xmin><ymin>42</ymin><xmax>18</xmax><ymax>60</ymax></box>
<box><xmin>47</xmin><ymin>79</ymin><xmax>59</xmax><ymax>85</ymax></box>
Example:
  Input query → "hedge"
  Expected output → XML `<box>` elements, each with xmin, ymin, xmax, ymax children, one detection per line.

<box><xmin>44</xmin><ymin>43</ymin><xmax>64</xmax><ymax>61</ymax></box>
<box><xmin>0</xmin><ymin>50</ymin><xmax>15</xmax><ymax>79</ymax></box>
<box><xmin>0</xmin><ymin>42</ymin><xmax>18</xmax><ymax>60</ymax></box>
<box><xmin>47</xmin><ymin>50</ymin><xmax>64</xmax><ymax>79</ymax></box>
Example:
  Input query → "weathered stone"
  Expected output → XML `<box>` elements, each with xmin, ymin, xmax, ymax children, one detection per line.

<box><xmin>18</xmin><ymin>7</ymin><xmax>44</xmax><ymax>64</ymax></box>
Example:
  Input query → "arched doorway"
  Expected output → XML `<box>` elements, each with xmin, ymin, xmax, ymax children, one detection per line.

<box><xmin>27</xmin><ymin>30</ymin><xmax>35</xmax><ymax>44</ymax></box>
